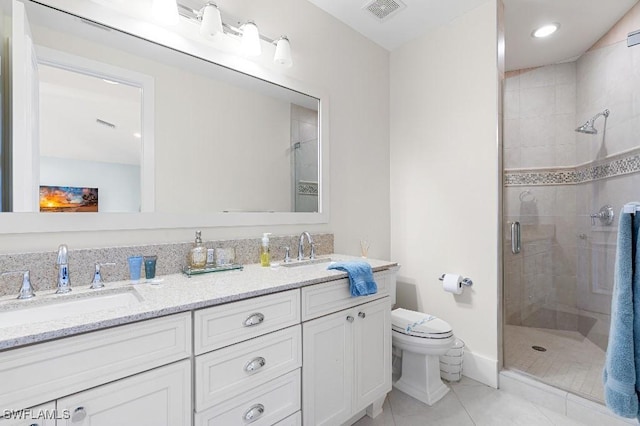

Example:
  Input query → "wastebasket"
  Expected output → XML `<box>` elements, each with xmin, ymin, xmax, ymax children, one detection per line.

<box><xmin>439</xmin><ymin>338</ymin><xmax>464</xmax><ymax>382</ymax></box>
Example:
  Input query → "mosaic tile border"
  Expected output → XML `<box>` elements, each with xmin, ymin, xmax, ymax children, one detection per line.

<box><xmin>297</xmin><ymin>181</ymin><xmax>318</xmax><ymax>196</ymax></box>
<box><xmin>505</xmin><ymin>149</ymin><xmax>640</xmax><ymax>186</ymax></box>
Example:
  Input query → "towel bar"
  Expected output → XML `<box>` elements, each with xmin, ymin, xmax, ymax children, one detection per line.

<box><xmin>623</xmin><ymin>203</ymin><xmax>640</xmax><ymax>214</ymax></box>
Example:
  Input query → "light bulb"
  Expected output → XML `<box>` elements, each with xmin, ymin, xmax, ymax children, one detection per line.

<box><xmin>241</xmin><ymin>21</ymin><xmax>261</xmax><ymax>57</ymax></box>
<box><xmin>200</xmin><ymin>3</ymin><xmax>222</xmax><ymax>38</ymax></box>
<box><xmin>532</xmin><ymin>23</ymin><xmax>559</xmax><ymax>38</ymax></box>
<box><xmin>274</xmin><ymin>36</ymin><xmax>292</xmax><ymax>67</ymax></box>
<box><xmin>152</xmin><ymin>0</ymin><xmax>179</xmax><ymax>26</ymax></box>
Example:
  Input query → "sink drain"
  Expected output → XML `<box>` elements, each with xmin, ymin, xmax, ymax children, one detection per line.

<box><xmin>532</xmin><ymin>345</ymin><xmax>547</xmax><ymax>352</ymax></box>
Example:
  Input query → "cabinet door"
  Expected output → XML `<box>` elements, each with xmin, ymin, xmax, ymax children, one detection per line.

<box><xmin>354</xmin><ymin>297</ymin><xmax>392</xmax><ymax>412</ymax></box>
<box><xmin>302</xmin><ymin>308</ymin><xmax>354</xmax><ymax>426</ymax></box>
<box><xmin>0</xmin><ymin>401</ymin><xmax>56</xmax><ymax>426</ymax></box>
<box><xmin>57</xmin><ymin>360</ymin><xmax>191</xmax><ymax>426</ymax></box>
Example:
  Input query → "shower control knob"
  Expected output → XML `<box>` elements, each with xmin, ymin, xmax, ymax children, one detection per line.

<box><xmin>346</xmin><ymin>315</ymin><xmax>354</xmax><ymax>323</ymax></box>
<box><xmin>590</xmin><ymin>205</ymin><xmax>614</xmax><ymax>226</ymax></box>
<box><xmin>358</xmin><ymin>312</ymin><xmax>366</xmax><ymax>319</ymax></box>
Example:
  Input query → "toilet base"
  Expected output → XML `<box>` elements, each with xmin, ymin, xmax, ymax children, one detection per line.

<box><xmin>392</xmin><ymin>350</ymin><xmax>450</xmax><ymax>406</ymax></box>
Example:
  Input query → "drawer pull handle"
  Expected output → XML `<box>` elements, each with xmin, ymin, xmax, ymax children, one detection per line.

<box><xmin>346</xmin><ymin>315</ymin><xmax>354</xmax><ymax>323</ymax></box>
<box><xmin>243</xmin><ymin>403</ymin><xmax>265</xmax><ymax>423</ymax></box>
<box><xmin>71</xmin><ymin>406</ymin><xmax>87</xmax><ymax>423</ymax></box>
<box><xmin>244</xmin><ymin>356</ymin><xmax>266</xmax><ymax>372</ymax></box>
<box><xmin>243</xmin><ymin>313</ymin><xmax>265</xmax><ymax>327</ymax></box>
<box><xmin>358</xmin><ymin>312</ymin><xmax>366</xmax><ymax>319</ymax></box>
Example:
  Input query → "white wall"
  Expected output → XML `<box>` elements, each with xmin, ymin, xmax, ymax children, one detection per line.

<box><xmin>2</xmin><ymin>0</ymin><xmax>390</xmax><ymax>259</ymax></box>
<box><xmin>40</xmin><ymin>156</ymin><xmax>140</xmax><ymax>212</ymax></box>
<box><xmin>390</xmin><ymin>0</ymin><xmax>501</xmax><ymax>386</ymax></box>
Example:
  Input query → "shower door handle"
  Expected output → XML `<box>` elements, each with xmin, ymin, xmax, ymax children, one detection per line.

<box><xmin>510</xmin><ymin>221</ymin><xmax>521</xmax><ymax>254</ymax></box>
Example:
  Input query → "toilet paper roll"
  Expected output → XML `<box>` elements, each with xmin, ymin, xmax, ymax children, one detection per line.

<box><xmin>443</xmin><ymin>273</ymin><xmax>464</xmax><ymax>295</ymax></box>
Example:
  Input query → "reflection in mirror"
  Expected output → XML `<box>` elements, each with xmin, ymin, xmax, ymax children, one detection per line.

<box><xmin>39</xmin><ymin>63</ymin><xmax>143</xmax><ymax>212</ymax></box>
<box><xmin>2</xmin><ymin>0</ymin><xmax>320</xmax><ymax>214</ymax></box>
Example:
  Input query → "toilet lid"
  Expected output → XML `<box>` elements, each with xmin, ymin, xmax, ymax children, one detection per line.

<box><xmin>391</xmin><ymin>308</ymin><xmax>452</xmax><ymax>338</ymax></box>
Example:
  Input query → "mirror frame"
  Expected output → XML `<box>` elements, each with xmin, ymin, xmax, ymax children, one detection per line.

<box><xmin>0</xmin><ymin>0</ymin><xmax>329</xmax><ymax>233</ymax></box>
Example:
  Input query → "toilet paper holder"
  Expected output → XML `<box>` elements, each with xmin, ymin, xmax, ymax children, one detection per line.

<box><xmin>438</xmin><ymin>274</ymin><xmax>473</xmax><ymax>287</ymax></box>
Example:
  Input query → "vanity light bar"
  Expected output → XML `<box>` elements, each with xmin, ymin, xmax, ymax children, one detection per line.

<box><xmin>176</xmin><ymin>4</ymin><xmax>275</xmax><ymax>43</ymax></box>
<box><xmin>175</xmin><ymin>2</ymin><xmax>292</xmax><ymax>65</ymax></box>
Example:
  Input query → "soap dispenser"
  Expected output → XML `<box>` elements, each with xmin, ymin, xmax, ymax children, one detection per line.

<box><xmin>260</xmin><ymin>233</ymin><xmax>271</xmax><ymax>267</ymax></box>
<box><xmin>188</xmin><ymin>230</ymin><xmax>207</xmax><ymax>269</ymax></box>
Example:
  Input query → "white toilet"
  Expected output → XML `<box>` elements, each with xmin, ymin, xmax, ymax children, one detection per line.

<box><xmin>391</xmin><ymin>308</ymin><xmax>455</xmax><ymax>405</ymax></box>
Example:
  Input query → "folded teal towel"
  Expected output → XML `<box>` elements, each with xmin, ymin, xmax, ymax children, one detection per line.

<box><xmin>327</xmin><ymin>261</ymin><xmax>377</xmax><ymax>297</ymax></box>
<box><xmin>604</xmin><ymin>205</ymin><xmax>640</xmax><ymax>418</ymax></box>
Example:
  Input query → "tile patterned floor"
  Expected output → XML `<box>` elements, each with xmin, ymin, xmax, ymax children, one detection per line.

<box><xmin>353</xmin><ymin>377</ymin><xmax>588</xmax><ymax>426</ymax></box>
<box><xmin>503</xmin><ymin>324</ymin><xmax>605</xmax><ymax>402</ymax></box>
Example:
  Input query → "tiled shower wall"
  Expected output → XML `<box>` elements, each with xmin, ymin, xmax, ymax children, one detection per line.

<box><xmin>504</xmin><ymin>38</ymin><xmax>640</xmax><ymax>345</ymax></box>
<box><xmin>504</xmin><ymin>63</ymin><xmax>578</xmax><ymax>324</ymax></box>
<box><xmin>291</xmin><ymin>104</ymin><xmax>319</xmax><ymax>212</ymax></box>
<box><xmin>575</xmin><ymin>39</ymin><xmax>640</xmax><ymax>348</ymax></box>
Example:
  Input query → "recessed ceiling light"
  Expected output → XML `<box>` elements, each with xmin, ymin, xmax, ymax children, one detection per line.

<box><xmin>532</xmin><ymin>23</ymin><xmax>560</xmax><ymax>38</ymax></box>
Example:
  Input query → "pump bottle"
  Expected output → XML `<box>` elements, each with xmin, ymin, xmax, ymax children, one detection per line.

<box><xmin>260</xmin><ymin>233</ymin><xmax>271</xmax><ymax>267</ymax></box>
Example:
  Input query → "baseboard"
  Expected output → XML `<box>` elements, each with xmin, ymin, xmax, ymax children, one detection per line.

<box><xmin>461</xmin><ymin>350</ymin><xmax>498</xmax><ymax>388</ymax></box>
<box><xmin>500</xmin><ymin>370</ymin><xmax>637</xmax><ymax>425</ymax></box>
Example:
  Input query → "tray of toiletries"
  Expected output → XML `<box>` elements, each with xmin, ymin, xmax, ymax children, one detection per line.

<box><xmin>182</xmin><ymin>264</ymin><xmax>244</xmax><ymax>277</ymax></box>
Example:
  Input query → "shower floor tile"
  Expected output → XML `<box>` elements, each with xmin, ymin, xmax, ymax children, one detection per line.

<box><xmin>504</xmin><ymin>324</ymin><xmax>606</xmax><ymax>403</ymax></box>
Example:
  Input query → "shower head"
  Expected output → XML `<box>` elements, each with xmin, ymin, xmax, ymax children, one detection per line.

<box><xmin>575</xmin><ymin>109</ymin><xmax>610</xmax><ymax>135</ymax></box>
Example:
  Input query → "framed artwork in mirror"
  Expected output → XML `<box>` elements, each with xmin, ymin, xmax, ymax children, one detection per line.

<box><xmin>39</xmin><ymin>186</ymin><xmax>98</xmax><ymax>212</ymax></box>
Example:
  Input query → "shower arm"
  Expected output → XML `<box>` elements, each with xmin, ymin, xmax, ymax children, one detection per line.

<box><xmin>591</xmin><ymin>109</ymin><xmax>610</xmax><ymax>122</ymax></box>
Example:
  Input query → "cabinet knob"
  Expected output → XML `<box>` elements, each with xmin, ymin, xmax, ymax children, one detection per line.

<box><xmin>243</xmin><ymin>313</ymin><xmax>265</xmax><ymax>327</ymax></box>
<box><xmin>358</xmin><ymin>312</ymin><xmax>366</xmax><ymax>319</ymax></box>
<box><xmin>346</xmin><ymin>315</ymin><xmax>354</xmax><ymax>322</ymax></box>
<box><xmin>244</xmin><ymin>356</ymin><xmax>266</xmax><ymax>373</ymax></box>
<box><xmin>243</xmin><ymin>403</ymin><xmax>265</xmax><ymax>423</ymax></box>
<box><xmin>71</xmin><ymin>406</ymin><xmax>87</xmax><ymax>423</ymax></box>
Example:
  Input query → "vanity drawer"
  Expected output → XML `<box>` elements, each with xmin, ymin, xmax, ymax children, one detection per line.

<box><xmin>301</xmin><ymin>271</ymin><xmax>390</xmax><ymax>321</ymax></box>
<box><xmin>195</xmin><ymin>325</ymin><xmax>301</xmax><ymax>411</ymax></box>
<box><xmin>194</xmin><ymin>368</ymin><xmax>300</xmax><ymax>426</ymax></box>
<box><xmin>0</xmin><ymin>312</ymin><xmax>191</xmax><ymax>411</ymax></box>
<box><xmin>194</xmin><ymin>289</ymin><xmax>300</xmax><ymax>355</ymax></box>
<box><xmin>274</xmin><ymin>411</ymin><xmax>301</xmax><ymax>425</ymax></box>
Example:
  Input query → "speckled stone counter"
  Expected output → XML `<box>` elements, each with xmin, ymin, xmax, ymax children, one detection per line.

<box><xmin>0</xmin><ymin>233</ymin><xmax>334</xmax><ymax>297</ymax></box>
<box><xmin>0</xmin><ymin>255</ymin><xmax>397</xmax><ymax>351</ymax></box>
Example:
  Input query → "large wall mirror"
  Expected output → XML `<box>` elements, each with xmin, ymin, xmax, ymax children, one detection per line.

<box><xmin>0</xmin><ymin>0</ymin><xmax>328</xmax><ymax>232</ymax></box>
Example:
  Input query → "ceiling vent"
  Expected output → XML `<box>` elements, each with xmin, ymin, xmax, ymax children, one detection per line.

<box><xmin>362</xmin><ymin>0</ymin><xmax>406</xmax><ymax>23</ymax></box>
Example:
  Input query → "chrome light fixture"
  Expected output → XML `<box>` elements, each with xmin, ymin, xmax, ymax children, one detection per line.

<box><xmin>199</xmin><ymin>2</ymin><xmax>222</xmax><ymax>38</ymax></box>
<box><xmin>173</xmin><ymin>1</ymin><xmax>293</xmax><ymax>66</ymax></box>
<box><xmin>273</xmin><ymin>36</ymin><xmax>292</xmax><ymax>67</ymax></box>
<box><xmin>241</xmin><ymin>21</ymin><xmax>262</xmax><ymax>57</ymax></box>
<box><xmin>152</xmin><ymin>0</ymin><xmax>179</xmax><ymax>26</ymax></box>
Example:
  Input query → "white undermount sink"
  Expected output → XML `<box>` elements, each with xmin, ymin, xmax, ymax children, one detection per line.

<box><xmin>0</xmin><ymin>288</ymin><xmax>143</xmax><ymax>328</ymax></box>
<box><xmin>281</xmin><ymin>257</ymin><xmax>333</xmax><ymax>268</ymax></box>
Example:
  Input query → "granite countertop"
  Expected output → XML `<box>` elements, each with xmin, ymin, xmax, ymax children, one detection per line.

<box><xmin>0</xmin><ymin>255</ymin><xmax>397</xmax><ymax>350</ymax></box>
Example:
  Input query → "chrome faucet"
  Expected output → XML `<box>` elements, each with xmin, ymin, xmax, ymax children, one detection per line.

<box><xmin>297</xmin><ymin>232</ymin><xmax>315</xmax><ymax>261</ymax></box>
<box><xmin>90</xmin><ymin>262</ymin><xmax>116</xmax><ymax>289</ymax></box>
<box><xmin>56</xmin><ymin>244</ymin><xmax>71</xmax><ymax>294</ymax></box>
<box><xmin>2</xmin><ymin>270</ymin><xmax>35</xmax><ymax>299</ymax></box>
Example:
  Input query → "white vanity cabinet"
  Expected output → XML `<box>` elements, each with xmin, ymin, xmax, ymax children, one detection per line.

<box><xmin>0</xmin><ymin>313</ymin><xmax>192</xmax><ymax>425</ymax></box>
<box><xmin>56</xmin><ymin>360</ymin><xmax>191</xmax><ymax>426</ymax></box>
<box><xmin>193</xmin><ymin>289</ymin><xmax>302</xmax><ymax>426</ymax></box>
<box><xmin>302</xmin><ymin>271</ymin><xmax>393</xmax><ymax>426</ymax></box>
